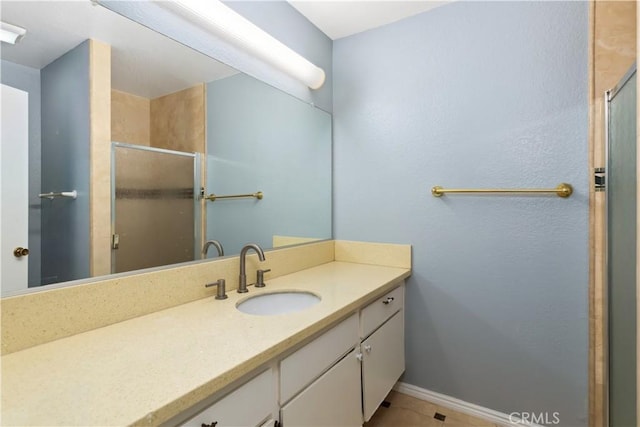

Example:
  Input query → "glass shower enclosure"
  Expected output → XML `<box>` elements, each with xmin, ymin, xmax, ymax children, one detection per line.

<box><xmin>111</xmin><ymin>142</ymin><xmax>201</xmax><ymax>274</ymax></box>
<box><xmin>606</xmin><ymin>63</ymin><xmax>637</xmax><ymax>427</ymax></box>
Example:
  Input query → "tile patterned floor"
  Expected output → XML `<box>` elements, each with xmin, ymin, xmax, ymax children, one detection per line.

<box><xmin>364</xmin><ymin>391</ymin><xmax>501</xmax><ymax>427</ymax></box>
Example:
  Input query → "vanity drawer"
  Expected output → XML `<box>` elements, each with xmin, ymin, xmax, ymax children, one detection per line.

<box><xmin>180</xmin><ymin>369</ymin><xmax>273</xmax><ymax>427</ymax></box>
<box><xmin>360</xmin><ymin>283</ymin><xmax>404</xmax><ymax>339</ymax></box>
<box><xmin>280</xmin><ymin>313</ymin><xmax>358</xmax><ymax>404</ymax></box>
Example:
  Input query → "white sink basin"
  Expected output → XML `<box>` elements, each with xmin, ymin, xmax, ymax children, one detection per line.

<box><xmin>236</xmin><ymin>291</ymin><xmax>321</xmax><ymax>316</ymax></box>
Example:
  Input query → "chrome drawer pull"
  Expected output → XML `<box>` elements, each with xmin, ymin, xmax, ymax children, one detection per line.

<box><xmin>382</xmin><ymin>297</ymin><xmax>395</xmax><ymax>305</ymax></box>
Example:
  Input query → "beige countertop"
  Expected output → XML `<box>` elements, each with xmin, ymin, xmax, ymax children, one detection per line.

<box><xmin>1</xmin><ymin>261</ymin><xmax>410</xmax><ymax>426</ymax></box>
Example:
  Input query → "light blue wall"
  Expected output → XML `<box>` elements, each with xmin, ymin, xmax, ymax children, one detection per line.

<box><xmin>333</xmin><ymin>2</ymin><xmax>589</xmax><ymax>425</ymax></box>
<box><xmin>40</xmin><ymin>41</ymin><xmax>90</xmax><ymax>285</ymax></box>
<box><xmin>99</xmin><ymin>0</ymin><xmax>333</xmax><ymax>112</ymax></box>
<box><xmin>206</xmin><ymin>73</ymin><xmax>332</xmax><ymax>255</ymax></box>
<box><xmin>1</xmin><ymin>60</ymin><xmax>42</xmax><ymax>287</ymax></box>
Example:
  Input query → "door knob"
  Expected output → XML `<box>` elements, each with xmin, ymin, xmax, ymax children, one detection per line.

<box><xmin>13</xmin><ymin>247</ymin><xmax>29</xmax><ymax>258</ymax></box>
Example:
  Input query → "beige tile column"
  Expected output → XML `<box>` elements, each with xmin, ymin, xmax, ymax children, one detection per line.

<box><xmin>89</xmin><ymin>40</ymin><xmax>112</xmax><ymax>277</ymax></box>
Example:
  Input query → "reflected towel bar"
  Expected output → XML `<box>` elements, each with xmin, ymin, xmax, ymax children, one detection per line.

<box><xmin>39</xmin><ymin>190</ymin><xmax>78</xmax><ymax>200</ymax></box>
<box><xmin>204</xmin><ymin>191</ymin><xmax>263</xmax><ymax>202</ymax></box>
<box><xmin>431</xmin><ymin>183</ymin><xmax>573</xmax><ymax>198</ymax></box>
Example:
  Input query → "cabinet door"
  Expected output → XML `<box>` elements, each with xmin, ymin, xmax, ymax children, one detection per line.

<box><xmin>280</xmin><ymin>314</ymin><xmax>358</xmax><ymax>404</ymax></box>
<box><xmin>180</xmin><ymin>369</ymin><xmax>273</xmax><ymax>427</ymax></box>
<box><xmin>281</xmin><ymin>349</ymin><xmax>361</xmax><ymax>427</ymax></box>
<box><xmin>362</xmin><ymin>311</ymin><xmax>405</xmax><ymax>421</ymax></box>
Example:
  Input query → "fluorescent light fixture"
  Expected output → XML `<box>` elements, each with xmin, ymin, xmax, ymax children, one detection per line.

<box><xmin>157</xmin><ymin>0</ymin><xmax>326</xmax><ymax>90</ymax></box>
<box><xmin>0</xmin><ymin>22</ymin><xmax>27</xmax><ymax>45</ymax></box>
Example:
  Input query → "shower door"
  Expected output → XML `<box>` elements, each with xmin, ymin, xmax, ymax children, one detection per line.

<box><xmin>111</xmin><ymin>143</ymin><xmax>201</xmax><ymax>274</ymax></box>
<box><xmin>607</xmin><ymin>64</ymin><xmax>637</xmax><ymax>427</ymax></box>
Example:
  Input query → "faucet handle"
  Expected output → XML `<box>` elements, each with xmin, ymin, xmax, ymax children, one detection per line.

<box><xmin>205</xmin><ymin>279</ymin><xmax>227</xmax><ymax>300</ymax></box>
<box><xmin>255</xmin><ymin>269</ymin><xmax>271</xmax><ymax>288</ymax></box>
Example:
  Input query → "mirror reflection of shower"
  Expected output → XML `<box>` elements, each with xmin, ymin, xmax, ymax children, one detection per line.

<box><xmin>111</xmin><ymin>143</ymin><xmax>201</xmax><ymax>274</ymax></box>
<box><xmin>0</xmin><ymin>0</ymin><xmax>333</xmax><ymax>296</ymax></box>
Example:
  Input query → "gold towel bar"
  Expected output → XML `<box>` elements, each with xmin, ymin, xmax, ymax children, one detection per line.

<box><xmin>204</xmin><ymin>191</ymin><xmax>263</xmax><ymax>202</ymax></box>
<box><xmin>431</xmin><ymin>183</ymin><xmax>573</xmax><ymax>198</ymax></box>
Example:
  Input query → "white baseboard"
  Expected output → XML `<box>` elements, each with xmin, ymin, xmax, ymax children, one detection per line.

<box><xmin>393</xmin><ymin>382</ymin><xmax>543</xmax><ymax>427</ymax></box>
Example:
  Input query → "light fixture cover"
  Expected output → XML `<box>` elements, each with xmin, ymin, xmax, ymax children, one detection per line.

<box><xmin>158</xmin><ymin>0</ymin><xmax>326</xmax><ymax>90</ymax></box>
<box><xmin>0</xmin><ymin>22</ymin><xmax>27</xmax><ymax>45</ymax></box>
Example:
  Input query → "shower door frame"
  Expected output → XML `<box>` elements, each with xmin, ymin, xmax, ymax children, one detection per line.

<box><xmin>604</xmin><ymin>62</ymin><xmax>637</xmax><ymax>427</ymax></box>
<box><xmin>110</xmin><ymin>142</ymin><xmax>202</xmax><ymax>274</ymax></box>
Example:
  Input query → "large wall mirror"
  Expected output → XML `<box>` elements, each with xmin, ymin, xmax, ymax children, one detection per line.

<box><xmin>0</xmin><ymin>1</ymin><xmax>332</xmax><ymax>296</ymax></box>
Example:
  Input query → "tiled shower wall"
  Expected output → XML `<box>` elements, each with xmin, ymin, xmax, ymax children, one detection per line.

<box><xmin>109</xmin><ymin>83</ymin><xmax>207</xmax><ymax>272</ymax></box>
<box><xmin>111</xmin><ymin>84</ymin><xmax>206</xmax><ymax>154</ymax></box>
<box><xmin>111</xmin><ymin>89</ymin><xmax>151</xmax><ymax>147</ymax></box>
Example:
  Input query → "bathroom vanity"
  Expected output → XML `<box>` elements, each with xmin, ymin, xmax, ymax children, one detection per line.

<box><xmin>0</xmin><ymin>241</ymin><xmax>411</xmax><ymax>426</ymax></box>
<box><xmin>178</xmin><ymin>284</ymin><xmax>405</xmax><ymax>427</ymax></box>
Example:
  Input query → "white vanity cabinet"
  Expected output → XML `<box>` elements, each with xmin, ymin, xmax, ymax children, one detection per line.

<box><xmin>179</xmin><ymin>369</ymin><xmax>274</xmax><ymax>427</ymax></box>
<box><xmin>360</xmin><ymin>285</ymin><xmax>405</xmax><ymax>421</ymax></box>
<box><xmin>361</xmin><ymin>311</ymin><xmax>405</xmax><ymax>421</ymax></box>
<box><xmin>280</xmin><ymin>349</ymin><xmax>362</xmax><ymax>426</ymax></box>
<box><xmin>279</xmin><ymin>284</ymin><xmax>406</xmax><ymax>426</ymax></box>
<box><xmin>177</xmin><ymin>283</ymin><xmax>405</xmax><ymax>427</ymax></box>
<box><xmin>279</xmin><ymin>314</ymin><xmax>361</xmax><ymax>426</ymax></box>
<box><xmin>280</xmin><ymin>314</ymin><xmax>359</xmax><ymax>404</ymax></box>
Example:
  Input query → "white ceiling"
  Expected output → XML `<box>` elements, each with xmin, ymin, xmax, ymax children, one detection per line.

<box><xmin>1</xmin><ymin>1</ymin><xmax>451</xmax><ymax>97</ymax></box>
<box><xmin>1</xmin><ymin>1</ymin><xmax>237</xmax><ymax>99</ymax></box>
<box><xmin>288</xmin><ymin>1</ymin><xmax>451</xmax><ymax>40</ymax></box>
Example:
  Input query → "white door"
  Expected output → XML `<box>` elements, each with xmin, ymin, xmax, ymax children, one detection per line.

<box><xmin>1</xmin><ymin>84</ymin><xmax>29</xmax><ymax>293</ymax></box>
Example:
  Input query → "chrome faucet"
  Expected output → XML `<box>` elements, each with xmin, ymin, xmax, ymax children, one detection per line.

<box><xmin>202</xmin><ymin>240</ymin><xmax>224</xmax><ymax>258</ymax></box>
<box><xmin>238</xmin><ymin>243</ymin><xmax>265</xmax><ymax>293</ymax></box>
